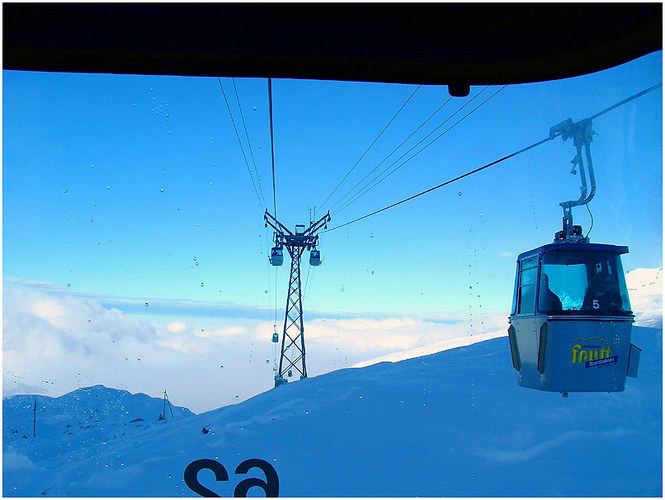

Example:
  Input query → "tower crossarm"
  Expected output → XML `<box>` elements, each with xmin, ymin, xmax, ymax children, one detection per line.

<box><xmin>303</xmin><ymin>211</ymin><xmax>331</xmax><ymax>237</ymax></box>
<box><xmin>264</xmin><ymin>209</ymin><xmax>293</xmax><ymax>236</ymax></box>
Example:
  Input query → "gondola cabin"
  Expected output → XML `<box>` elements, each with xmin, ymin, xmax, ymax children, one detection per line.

<box><xmin>309</xmin><ymin>250</ymin><xmax>321</xmax><ymax>266</ymax></box>
<box><xmin>270</xmin><ymin>247</ymin><xmax>283</xmax><ymax>266</ymax></box>
<box><xmin>508</xmin><ymin>242</ymin><xmax>640</xmax><ymax>393</ymax></box>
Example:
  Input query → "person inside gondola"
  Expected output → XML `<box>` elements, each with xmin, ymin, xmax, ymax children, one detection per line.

<box><xmin>539</xmin><ymin>273</ymin><xmax>563</xmax><ymax>312</ymax></box>
<box><xmin>582</xmin><ymin>263</ymin><xmax>622</xmax><ymax>312</ymax></box>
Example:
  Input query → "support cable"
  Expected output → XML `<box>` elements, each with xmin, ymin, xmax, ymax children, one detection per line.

<box><xmin>324</xmin><ymin>81</ymin><xmax>661</xmax><ymax>233</ymax></box>
<box><xmin>217</xmin><ymin>77</ymin><xmax>266</xmax><ymax>209</ymax></box>
<box><xmin>334</xmin><ymin>85</ymin><xmax>502</xmax><ymax>215</ymax></box>
<box><xmin>325</xmin><ymin>136</ymin><xmax>552</xmax><ymax>232</ymax></box>
<box><xmin>327</xmin><ymin>95</ymin><xmax>454</xmax><ymax>214</ymax></box>
<box><xmin>268</xmin><ymin>78</ymin><xmax>278</xmax><ymax>219</ymax></box>
<box><xmin>232</xmin><ymin>78</ymin><xmax>267</xmax><ymax>205</ymax></box>
<box><xmin>318</xmin><ymin>85</ymin><xmax>422</xmax><ymax>212</ymax></box>
<box><xmin>589</xmin><ymin>82</ymin><xmax>662</xmax><ymax>120</ymax></box>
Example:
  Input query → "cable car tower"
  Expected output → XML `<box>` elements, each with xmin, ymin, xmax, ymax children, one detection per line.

<box><xmin>265</xmin><ymin>209</ymin><xmax>331</xmax><ymax>387</ymax></box>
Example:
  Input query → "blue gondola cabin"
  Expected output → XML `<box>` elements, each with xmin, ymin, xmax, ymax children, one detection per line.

<box><xmin>309</xmin><ymin>250</ymin><xmax>321</xmax><ymax>266</ymax></box>
<box><xmin>508</xmin><ymin>241</ymin><xmax>640</xmax><ymax>393</ymax></box>
<box><xmin>270</xmin><ymin>247</ymin><xmax>283</xmax><ymax>266</ymax></box>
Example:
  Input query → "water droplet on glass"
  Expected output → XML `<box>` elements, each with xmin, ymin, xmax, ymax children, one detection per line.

<box><xmin>90</xmin><ymin>218</ymin><xmax>94</xmax><ymax>223</ymax></box>
<box><xmin>458</xmin><ymin>191</ymin><xmax>462</xmax><ymax>196</ymax></box>
<box><xmin>145</xmin><ymin>302</ymin><xmax>149</xmax><ymax>307</ymax></box>
<box><xmin>160</xmin><ymin>188</ymin><xmax>165</xmax><ymax>193</ymax></box>
<box><xmin>200</xmin><ymin>282</ymin><xmax>204</xmax><ymax>287</ymax></box>
<box><xmin>265</xmin><ymin>359</ymin><xmax>270</xmax><ymax>364</ymax></box>
<box><xmin>67</xmin><ymin>283</ymin><xmax>71</xmax><ymax>288</ymax></box>
<box><xmin>106</xmin><ymin>185</ymin><xmax>111</xmax><ymax>190</ymax></box>
<box><xmin>265</xmin><ymin>289</ymin><xmax>268</xmax><ymax>294</ymax></box>
<box><xmin>63</xmin><ymin>188</ymin><xmax>68</xmax><ymax>194</ymax></box>
<box><xmin>252</xmin><ymin>106</ymin><xmax>257</xmax><ymax>111</ymax></box>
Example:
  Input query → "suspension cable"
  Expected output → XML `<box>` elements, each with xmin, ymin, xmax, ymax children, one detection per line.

<box><xmin>217</xmin><ymin>77</ymin><xmax>266</xmax><ymax>209</ymax></box>
<box><xmin>324</xmin><ymin>81</ymin><xmax>662</xmax><ymax>233</ymax></box>
<box><xmin>325</xmin><ymin>136</ymin><xmax>552</xmax><ymax>232</ymax></box>
<box><xmin>334</xmin><ymin>85</ymin><xmax>503</xmax><ymax>215</ymax></box>
<box><xmin>232</xmin><ymin>78</ymin><xmax>266</xmax><ymax>205</ymax></box>
<box><xmin>327</xmin><ymin>95</ymin><xmax>454</xmax><ymax>214</ymax></box>
<box><xmin>268</xmin><ymin>78</ymin><xmax>278</xmax><ymax>218</ymax></box>
<box><xmin>589</xmin><ymin>82</ymin><xmax>662</xmax><ymax>120</ymax></box>
<box><xmin>318</xmin><ymin>84</ymin><xmax>422</xmax><ymax>212</ymax></box>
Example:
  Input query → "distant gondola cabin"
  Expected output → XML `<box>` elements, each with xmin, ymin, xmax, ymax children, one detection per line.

<box><xmin>270</xmin><ymin>247</ymin><xmax>283</xmax><ymax>266</ymax></box>
<box><xmin>508</xmin><ymin>242</ymin><xmax>640</xmax><ymax>393</ymax></box>
<box><xmin>309</xmin><ymin>250</ymin><xmax>321</xmax><ymax>266</ymax></box>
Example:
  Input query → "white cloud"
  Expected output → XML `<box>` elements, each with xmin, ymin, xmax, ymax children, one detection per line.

<box><xmin>625</xmin><ymin>267</ymin><xmax>662</xmax><ymax>327</ymax></box>
<box><xmin>7</xmin><ymin>266</ymin><xmax>656</xmax><ymax>413</ymax></box>
<box><xmin>166</xmin><ymin>321</ymin><xmax>187</xmax><ymax>333</ymax></box>
<box><xmin>306</xmin><ymin>314</ymin><xmax>509</xmax><ymax>354</ymax></box>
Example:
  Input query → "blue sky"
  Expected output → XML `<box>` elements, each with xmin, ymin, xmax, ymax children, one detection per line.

<box><xmin>3</xmin><ymin>51</ymin><xmax>662</xmax><ymax>411</ymax></box>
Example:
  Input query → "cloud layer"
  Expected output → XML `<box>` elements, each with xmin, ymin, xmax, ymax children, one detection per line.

<box><xmin>3</xmin><ymin>267</ymin><xmax>661</xmax><ymax>413</ymax></box>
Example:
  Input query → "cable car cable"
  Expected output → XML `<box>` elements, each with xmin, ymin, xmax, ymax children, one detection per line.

<box><xmin>318</xmin><ymin>84</ymin><xmax>422</xmax><ymax>213</ymax></box>
<box><xmin>333</xmin><ymin>85</ymin><xmax>503</xmax><ymax>216</ymax></box>
<box><xmin>232</xmin><ymin>78</ymin><xmax>266</xmax><ymax>205</ymax></box>
<box><xmin>217</xmin><ymin>77</ymin><xmax>266</xmax><ymax>209</ymax></box>
<box><xmin>589</xmin><ymin>82</ymin><xmax>662</xmax><ymax>121</ymax></box>
<box><xmin>324</xmin><ymin>135</ymin><xmax>552</xmax><ymax>233</ymax></box>
<box><xmin>329</xmin><ymin>88</ymin><xmax>487</xmax><ymax>214</ymax></box>
<box><xmin>268</xmin><ymin>78</ymin><xmax>278</xmax><ymax>219</ymax></box>
<box><xmin>327</xmin><ymin>94</ymin><xmax>455</xmax><ymax>214</ymax></box>
<box><xmin>324</xmin><ymin>81</ymin><xmax>661</xmax><ymax>233</ymax></box>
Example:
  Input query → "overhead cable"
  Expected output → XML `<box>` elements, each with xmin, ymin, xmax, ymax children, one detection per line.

<box><xmin>334</xmin><ymin>85</ymin><xmax>504</xmax><ymax>215</ymax></box>
<box><xmin>324</xmin><ymin>136</ymin><xmax>552</xmax><ymax>232</ymax></box>
<box><xmin>327</xmin><ymin>94</ymin><xmax>454</xmax><ymax>213</ymax></box>
<box><xmin>318</xmin><ymin>84</ymin><xmax>422</xmax><ymax>213</ymax></box>
<box><xmin>217</xmin><ymin>77</ymin><xmax>266</xmax><ymax>208</ymax></box>
<box><xmin>268</xmin><ymin>78</ymin><xmax>278</xmax><ymax>219</ymax></box>
<box><xmin>325</xmin><ymin>81</ymin><xmax>661</xmax><ymax>233</ymax></box>
<box><xmin>232</xmin><ymin>78</ymin><xmax>267</xmax><ymax>205</ymax></box>
<box><xmin>590</xmin><ymin>82</ymin><xmax>662</xmax><ymax>120</ymax></box>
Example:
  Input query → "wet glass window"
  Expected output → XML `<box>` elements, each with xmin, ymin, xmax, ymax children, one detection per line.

<box><xmin>539</xmin><ymin>251</ymin><xmax>632</xmax><ymax>314</ymax></box>
<box><xmin>517</xmin><ymin>257</ymin><xmax>538</xmax><ymax>314</ymax></box>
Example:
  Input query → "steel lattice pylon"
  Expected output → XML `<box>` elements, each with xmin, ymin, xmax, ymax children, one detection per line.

<box><xmin>265</xmin><ymin>210</ymin><xmax>330</xmax><ymax>387</ymax></box>
<box><xmin>279</xmin><ymin>246</ymin><xmax>307</xmax><ymax>381</ymax></box>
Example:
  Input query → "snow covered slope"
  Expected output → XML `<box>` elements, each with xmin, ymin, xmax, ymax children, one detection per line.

<box><xmin>3</xmin><ymin>385</ymin><xmax>194</xmax><ymax>493</ymax></box>
<box><xmin>4</xmin><ymin>327</ymin><xmax>661</xmax><ymax>497</ymax></box>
